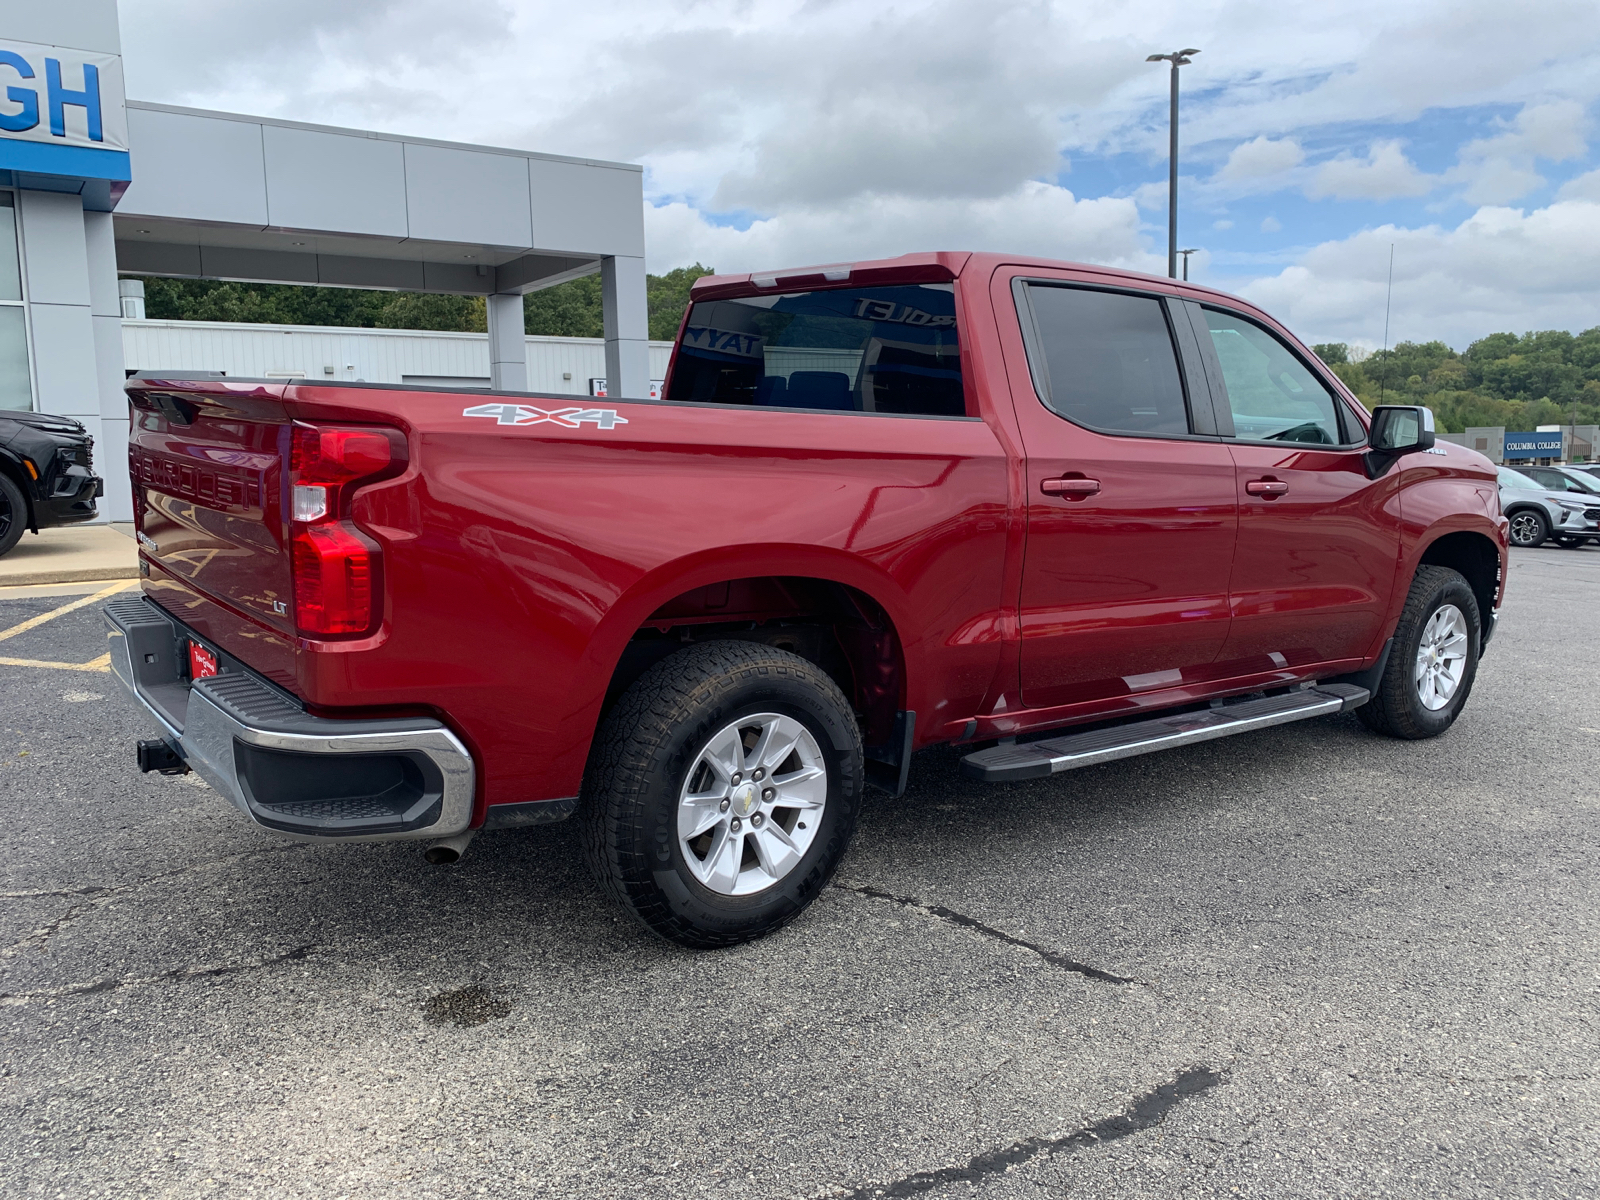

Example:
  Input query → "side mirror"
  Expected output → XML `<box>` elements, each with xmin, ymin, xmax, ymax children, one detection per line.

<box><xmin>1365</xmin><ymin>405</ymin><xmax>1436</xmax><ymax>478</ymax></box>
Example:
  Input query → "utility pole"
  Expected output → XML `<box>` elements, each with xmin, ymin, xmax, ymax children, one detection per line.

<box><xmin>1179</xmin><ymin>248</ymin><xmax>1198</xmax><ymax>281</ymax></box>
<box><xmin>1147</xmin><ymin>48</ymin><xmax>1200</xmax><ymax>279</ymax></box>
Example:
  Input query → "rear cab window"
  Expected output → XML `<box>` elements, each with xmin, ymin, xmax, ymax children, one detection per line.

<box><xmin>665</xmin><ymin>283</ymin><xmax>967</xmax><ymax>417</ymax></box>
<box><xmin>1020</xmin><ymin>284</ymin><xmax>1195</xmax><ymax>437</ymax></box>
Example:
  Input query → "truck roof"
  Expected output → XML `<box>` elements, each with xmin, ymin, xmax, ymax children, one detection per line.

<box><xmin>689</xmin><ymin>251</ymin><xmax>1251</xmax><ymax>309</ymax></box>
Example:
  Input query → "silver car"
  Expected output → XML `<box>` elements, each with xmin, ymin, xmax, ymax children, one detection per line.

<box><xmin>1497</xmin><ymin>466</ymin><xmax>1600</xmax><ymax>548</ymax></box>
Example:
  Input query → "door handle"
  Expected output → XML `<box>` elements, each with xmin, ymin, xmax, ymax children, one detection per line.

<box><xmin>1245</xmin><ymin>478</ymin><xmax>1289</xmax><ymax>498</ymax></box>
<box><xmin>1041</xmin><ymin>476</ymin><xmax>1101</xmax><ymax>499</ymax></box>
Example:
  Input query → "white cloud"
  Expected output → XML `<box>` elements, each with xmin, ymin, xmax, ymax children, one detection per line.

<box><xmin>1213</xmin><ymin>218</ymin><xmax>1234</xmax><ymax>230</ymax></box>
<box><xmin>1447</xmin><ymin>100</ymin><xmax>1589</xmax><ymax>204</ymax></box>
<box><xmin>1217</xmin><ymin>136</ymin><xmax>1304</xmax><ymax>181</ymax></box>
<box><xmin>1308</xmin><ymin>141</ymin><xmax>1438</xmax><ymax>200</ymax></box>
<box><xmin>1260</xmin><ymin>216</ymin><xmax>1282</xmax><ymax>232</ymax></box>
<box><xmin>1556</xmin><ymin>168</ymin><xmax>1600</xmax><ymax>200</ymax></box>
<box><xmin>1239</xmin><ymin>199</ymin><xmax>1600</xmax><ymax>347</ymax></box>
<box><xmin>644</xmin><ymin>183</ymin><xmax>1157</xmax><ymax>276</ymax></box>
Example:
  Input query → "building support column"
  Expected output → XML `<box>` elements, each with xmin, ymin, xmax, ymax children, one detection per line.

<box><xmin>486</xmin><ymin>293</ymin><xmax>527</xmax><ymax>392</ymax></box>
<box><xmin>601</xmin><ymin>255</ymin><xmax>649</xmax><ymax>400</ymax></box>
<box><xmin>86</xmin><ymin>209</ymin><xmax>131</xmax><ymax>522</ymax></box>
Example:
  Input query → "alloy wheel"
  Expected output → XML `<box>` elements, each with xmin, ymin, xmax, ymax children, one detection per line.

<box><xmin>1414</xmin><ymin>603</ymin><xmax>1469</xmax><ymax>712</ymax></box>
<box><xmin>677</xmin><ymin>712</ymin><xmax>827</xmax><ymax>896</ymax></box>
<box><xmin>1507</xmin><ymin>512</ymin><xmax>1544</xmax><ymax>545</ymax></box>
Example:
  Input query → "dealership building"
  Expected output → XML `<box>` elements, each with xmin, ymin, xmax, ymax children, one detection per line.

<box><xmin>1</xmin><ymin>0</ymin><xmax>650</xmax><ymax>522</ymax></box>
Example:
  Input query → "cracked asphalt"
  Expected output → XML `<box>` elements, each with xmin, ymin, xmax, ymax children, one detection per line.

<box><xmin>2</xmin><ymin>546</ymin><xmax>1598</xmax><ymax>1199</ymax></box>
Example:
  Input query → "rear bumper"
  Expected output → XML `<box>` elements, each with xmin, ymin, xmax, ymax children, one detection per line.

<box><xmin>103</xmin><ymin>593</ymin><xmax>475</xmax><ymax>843</ymax></box>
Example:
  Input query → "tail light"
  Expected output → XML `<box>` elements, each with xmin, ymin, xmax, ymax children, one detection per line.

<box><xmin>288</xmin><ymin>423</ymin><xmax>404</xmax><ymax>636</ymax></box>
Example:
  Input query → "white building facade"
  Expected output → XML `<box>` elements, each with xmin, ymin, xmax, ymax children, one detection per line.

<box><xmin>121</xmin><ymin>319</ymin><xmax>673</xmax><ymax>397</ymax></box>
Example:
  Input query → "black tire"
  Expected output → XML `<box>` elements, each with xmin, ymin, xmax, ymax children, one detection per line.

<box><xmin>0</xmin><ymin>472</ymin><xmax>25</xmax><ymax>557</ymax></box>
<box><xmin>1506</xmin><ymin>507</ymin><xmax>1547</xmax><ymax>548</ymax></box>
<box><xmin>1357</xmin><ymin>565</ymin><xmax>1481</xmax><ymax>740</ymax></box>
<box><xmin>580</xmin><ymin>640</ymin><xmax>863</xmax><ymax>949</ymax></box>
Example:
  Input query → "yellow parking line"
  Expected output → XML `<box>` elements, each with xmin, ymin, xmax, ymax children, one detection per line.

<box><xmin>0</xmin><ymin>654</ymin><xmax>112</xmax><ymax>673</ymax></box>
<box><xmin>0</xmin><ymin>580</ymin><xmax>136</xmax><ymax>644</ymax></box>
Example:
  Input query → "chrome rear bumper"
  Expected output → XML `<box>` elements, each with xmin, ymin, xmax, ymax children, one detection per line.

<box><xmin>104</xmin><ymin>593</ymin><xmax>474</xmax><ymax>843</ymax></box>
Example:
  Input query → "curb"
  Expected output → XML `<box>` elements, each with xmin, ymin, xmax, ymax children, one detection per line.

<box><xmin>0</xmin><ymin>565</ymin><xmax>141</xmax><ymax>587</ymax></box>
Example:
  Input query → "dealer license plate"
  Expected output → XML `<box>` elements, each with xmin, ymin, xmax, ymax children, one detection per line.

<box><xmin>188</xmin><ymin>641</ymin><xmax>219</xmax><ymax>681</ymax></box>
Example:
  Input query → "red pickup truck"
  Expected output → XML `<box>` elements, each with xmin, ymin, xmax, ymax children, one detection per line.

<box><xmin>106</xmin><ymin>252</ymin><xmax>1508</xmax><ymax>947</ymax></box>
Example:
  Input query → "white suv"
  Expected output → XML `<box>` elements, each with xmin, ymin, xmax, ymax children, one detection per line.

<box><xmin>1497</xmin><ymin>466</ymin><xmax>1600</xmax><ymax>548</ymax></box>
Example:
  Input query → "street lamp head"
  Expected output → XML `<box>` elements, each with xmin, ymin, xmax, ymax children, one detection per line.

<box><xmin>1148</xmin><ymin>49</ymin><xmax>1201</xmax><ymax>65</ymax></box>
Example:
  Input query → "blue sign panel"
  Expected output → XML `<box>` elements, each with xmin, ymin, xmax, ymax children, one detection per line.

<box><xmin>0</xmin><ymin>38</ymin><xmax>128</xmax><ymax>184</ymax></box>
<box><xmin>1503</xmin><ymin>433</ymin><xmax>1565</xmax><ymax>459</ymax></box>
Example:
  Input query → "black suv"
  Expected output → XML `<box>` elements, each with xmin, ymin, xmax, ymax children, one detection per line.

<box><xmin>0</xmin><ymin>410</ymin><xmax>103</xmax><ymax>557</ymax></box>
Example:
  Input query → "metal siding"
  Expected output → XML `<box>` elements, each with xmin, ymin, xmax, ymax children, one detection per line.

<box><xmin>121</xmin><ymin>320</ymin><xmax>673</xmax><ymax>397</ymax></box>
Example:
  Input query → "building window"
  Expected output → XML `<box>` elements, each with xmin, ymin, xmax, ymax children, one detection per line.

<box><xmin>0</xmin><ymin>192</ymin><xmax>31</xmax><ymax>411</ymax></box>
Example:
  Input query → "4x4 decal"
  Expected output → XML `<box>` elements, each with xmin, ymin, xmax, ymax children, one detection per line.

<box><xmin>462</xmin><ymin>403</ymin><xmax>629</xmax><ymax>429</ymax></box>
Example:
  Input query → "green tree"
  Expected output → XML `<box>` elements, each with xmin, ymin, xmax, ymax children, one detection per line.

<box><xmin>1313</xmin><ymin>342</ymin><xmax>1349</xmax><ymax>364</ymax></box>
<box><xmin>647</xmin><ymin>264</ymin><xmax>715</xmax><ymax>339</ymax></box>
<box><xmin>520</xmin><ymin>274</ymin><xmax>603</xmax><ymax>338</ymax></box>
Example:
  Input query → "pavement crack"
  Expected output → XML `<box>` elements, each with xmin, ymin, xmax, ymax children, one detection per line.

<box><xmin>834</xmin><ymin>1066</ymin><xmax>1225</xmax><ymax>1199</ymax></box>
<box><xmin>0</xmin><ymin>943</ymin><xmax>319</xmax><ymax>1004</ymax></box>
<box><xmin>833</xmin><ymin>882</ymin><xmax>1140</xmax><ymax>984</ymax></box>
<box><xmin>0</xmin><ymin>842</ymin><xmax>309</xmax><ymax>958</ymax></box>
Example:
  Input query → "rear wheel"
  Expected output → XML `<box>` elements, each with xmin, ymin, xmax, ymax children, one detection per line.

<box><xmin>1506</xmin><ymin>508</ymin><xmax>1548</xmax><ymax>547</ymax></box>
<box><xmin>581</xmin><ymin>640</ymin><xmax>863</xmax><ymax>948</ymax></box>
<box><xmin>1357</xmin><ymin>565</ymin><xmax>1480</xmax><ymax>740</ymax></box>
<box><xmin>0</xmin><ymin>473</ymin><xmax>25</xmax><ymax>557</ymax></box>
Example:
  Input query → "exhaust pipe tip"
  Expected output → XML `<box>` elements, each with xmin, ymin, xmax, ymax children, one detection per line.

<box><xmin>423</xmin><ymin>831</ymin><xmax>474</xmax><ymax>865</ymax></box>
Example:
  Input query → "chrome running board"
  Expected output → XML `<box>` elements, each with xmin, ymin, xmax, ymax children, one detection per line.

<box><xmin>960</xmin><ymin>684</ymin><xmax>1369</xmax><ymax>783</ymax></box>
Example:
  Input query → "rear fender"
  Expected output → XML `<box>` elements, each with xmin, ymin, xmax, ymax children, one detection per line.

<box><xmin>543</xmin><ymin>544</ymin><xmax>916</xmax><ymax>794</ymax></box>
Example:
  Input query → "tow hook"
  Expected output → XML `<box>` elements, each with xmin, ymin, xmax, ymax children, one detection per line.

<box><xmin>423</xmin><ymin>831</ymin><xmax>475</xmax><ymax>865</ymax></box>
<box><xmin>136</xmin><ymin>739</ymin><xmax>189</xmax><ymax>776</ymax></box>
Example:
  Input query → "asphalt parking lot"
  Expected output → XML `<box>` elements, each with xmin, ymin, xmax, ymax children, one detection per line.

<box><xmin>2</xmin><ymin>548</ymin><xmax>1598</xmax><ymax>1199</ymax></box>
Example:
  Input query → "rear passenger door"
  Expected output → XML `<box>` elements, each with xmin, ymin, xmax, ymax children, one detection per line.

<box><xmin>1001</xmin><ymin>273</ymin><xmax>1239</xmax><ymax>711</ymax></box>
<box><xmin>1188</xmin><ymin>303</ymin><xmax>1401</xmax><ymax>674</ymax></box>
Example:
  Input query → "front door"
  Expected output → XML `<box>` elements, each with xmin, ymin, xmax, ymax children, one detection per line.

<box><xmin>1003</xmin><ymin>274</ymin><xmax>1239</xmax><ymax>710</ymax></box>
<box><xmin>1194</xmin><ymin>304</ymin><xmax>1401</xmax><ymax>674</ymax></box>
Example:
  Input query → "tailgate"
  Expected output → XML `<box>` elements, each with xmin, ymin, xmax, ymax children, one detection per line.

<box><xmin>128</xmin><ymin>379</ymin><xmax>295</xmax><ymax>640</ymax></box>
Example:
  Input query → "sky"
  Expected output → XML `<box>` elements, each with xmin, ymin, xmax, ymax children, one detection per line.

<box><xmin>117</xmin><ymin>0</ymin><xmax>1600</xmax><ymax>351</ymax></box>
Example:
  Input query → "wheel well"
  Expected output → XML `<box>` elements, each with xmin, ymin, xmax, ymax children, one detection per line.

<box><xmin>1418</xmin><ymin>531</ymin><xmax>1500</xmax><ymax>626</ymax></box>
<box><xmin>0</xmin><ymin>453</ymin><xmax>36</xmax><ymax>531</ymax></box>
<box><xmin>605</xmin><ymin>576</ymin><xmax>905</xmax><ymax>749</ymax></box>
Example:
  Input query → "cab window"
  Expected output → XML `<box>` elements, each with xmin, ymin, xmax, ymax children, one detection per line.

<box><xmin>1203</xmin><ymin>309</ymin><xmax>1353</xmax><ymax>446</ymax></box>
<box><xmin>1022</xmin><ymin>285</ymin><xmax>1192</xmax><ymax>436</ymax></box>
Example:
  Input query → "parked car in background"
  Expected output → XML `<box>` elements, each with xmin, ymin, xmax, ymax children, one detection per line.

<box><xmin>1519</xmin><ymin>464</ymin><xmax>1600</xmax><ymax>498</ymax></box>
<box><xmin>1497</xmin><ymin>465</ymin><xmax>1600</xmax><ymax>548</ymax></box>
<box><xmin>0</xmin><ymin>410</ymin><xmax>103</xmax><ymax>558</ymax></box>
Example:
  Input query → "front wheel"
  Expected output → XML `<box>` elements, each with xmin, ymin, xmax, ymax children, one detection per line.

<box><xmin>581</xmin><ymin>641</ymin><xmax>863</xmax><ymax>948</ymax></box>
<box><xmin>1507</xmin><ymin>508</ymin><xmax>1548</xmax><ymax>547</ymax></box>
<box><xmin>1357</xmin><ymin>565</ymin><xmax>1481</xmax><ymax>740</ymax></box>
<box><xmin>0</xmin><ymin>472</ymin><xmax>25</xmax><ymax>557</ymax></box>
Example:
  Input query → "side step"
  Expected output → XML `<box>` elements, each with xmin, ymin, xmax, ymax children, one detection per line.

<box><xmin>960</xmin><ymin>684</ymin><xmax>1369</xmax><ymax>783</ymax></box>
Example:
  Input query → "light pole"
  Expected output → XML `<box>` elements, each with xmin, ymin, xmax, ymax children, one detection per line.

<box><xmin>1147</xmin><ymin>48</ymin><xmax>1200</xmax><ymax>279</ymax></box>
<box><xmin>1178</xmin><ymin>248</ymin><xmax>1199</xmax><ymax>281</ymax></box>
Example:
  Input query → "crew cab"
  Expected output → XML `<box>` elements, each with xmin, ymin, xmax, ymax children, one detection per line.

<box><xmin>105</xmin><ymin>252</ymin><xmax>1508</xmax><ymax>948</ymax></box>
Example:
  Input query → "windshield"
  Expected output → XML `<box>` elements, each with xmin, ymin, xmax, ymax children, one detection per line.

<box><xmin>1498</xmin><ymin>467</ymin><xmax>1544</xmax><ymax>490</ymax></box>
<box><xmin>1555</xmin><ymin>469</ymin><xmax>1600</xmax><ymax>495</ymax></box>
<box><xmin>665</xmin><ymin>283</ymin><xmax>965</xmax><ymax>417</ymax></box>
